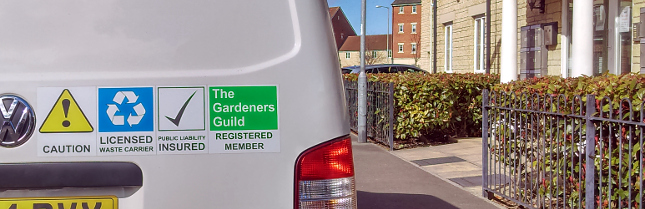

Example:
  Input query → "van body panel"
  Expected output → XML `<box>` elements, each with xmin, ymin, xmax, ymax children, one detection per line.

<box><xmin>0</xmin><ymin>0</ymin><xmax>348</xmax><ymax>208</ymax></box>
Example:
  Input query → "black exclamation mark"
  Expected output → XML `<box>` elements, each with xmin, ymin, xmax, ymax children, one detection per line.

<box><xmin>62</xmin><ymin>99</ymin><xmax>70</xmax><ymax>127</ymax></box>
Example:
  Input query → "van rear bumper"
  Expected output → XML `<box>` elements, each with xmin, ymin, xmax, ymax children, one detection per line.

<box><xmin>0</xmin><ymin>162</ymin><xmax>142</xmax><ymax>190</ymax></box>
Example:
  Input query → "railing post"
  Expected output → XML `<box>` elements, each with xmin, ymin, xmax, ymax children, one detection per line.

<box><xmin>482</xmin><ymin>89</ymin><xmax>490</xmax><ymax>198</ymax></box>
<box><xmin>388</xmin><ymin>82</ymin><xmax>394</xmax><ymax>151</ymax></box>
<box><xmin>585</xmin><ymin>94</ymin><xmax>596</xmax><ymax>209</ymax></box>
<box><xmin>367</xmin><ymin>81</ymin><xmax>373</xmax><ymax>138</ymax></box>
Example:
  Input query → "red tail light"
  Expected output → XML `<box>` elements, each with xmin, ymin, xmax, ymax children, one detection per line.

<box><xmin>294</xmin><ymin>136</ymin><xmax>356</xmax><ymax>209</ymax></box>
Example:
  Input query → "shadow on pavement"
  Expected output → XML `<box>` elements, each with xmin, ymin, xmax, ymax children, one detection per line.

<box><xmin>357</xmin><ymin>190</ymin><xmax>460</xmax><ymax>209</ymax></box>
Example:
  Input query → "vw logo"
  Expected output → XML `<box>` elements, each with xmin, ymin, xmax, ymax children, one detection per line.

<box><xmin>0</xmin><ymin>95</ymin><xmax>35</xmax><ymax>147</ymax></box>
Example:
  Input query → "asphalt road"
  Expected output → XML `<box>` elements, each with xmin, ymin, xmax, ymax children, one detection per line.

<box><xmin>352</xmin><ymin>137</ymin><xmax>501</xmax><ymax>209</ymax></box>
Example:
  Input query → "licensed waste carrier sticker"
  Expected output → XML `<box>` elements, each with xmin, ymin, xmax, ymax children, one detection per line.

<box><xmin>97</xmin><ymin>87</ymin><xmax>156</xmax><ymax>156</ymax></box>
<box><xmin>37</xmin><ymin>87</ymin><xmax>97</xmax><ymax>156</ymax></box>
<box><xmin>209</xmin><ymin>86</ymin><xmax>279</xmax><ymax>153</ymax></box>
<box><xmin>157</xmin><ymin>86</ymin><xmax>207</xmax><ymax>154</ymax></box>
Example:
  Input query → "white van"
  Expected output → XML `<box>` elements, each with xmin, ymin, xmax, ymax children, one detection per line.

<box><xmin>0</xmin><ymin>0</ymin><xmax>354</xmax><ymax>208</ymax></box>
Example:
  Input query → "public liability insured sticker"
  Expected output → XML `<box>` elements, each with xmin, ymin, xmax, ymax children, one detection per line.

<box><xmin>97</xmin><ymin>87</ymin><xmax>156</xmax><ymax>156</ymax></box>
<box><xmin>37</xmin><ymin>87</ymin><xmax>97</xmax><ymax>156</ymax></box>
<box><xmin>157</xmin><ymin>87</ymin><xmax>208</xmax><ymax>155</ymax></box>
<box><xmin>208</xmin><ymin>86</ymin><xmax>280</xmax><ymax>153</ymax></box>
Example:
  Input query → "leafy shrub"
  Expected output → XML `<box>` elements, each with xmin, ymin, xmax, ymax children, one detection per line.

<box><xmin>489</xmin><ymin>73</ymin><xmax>645</xmax><ymax>208</ymax></box>
<box><xmin>494</xmin><ymin>73</ymin><xmax>645</xmax><ymax>110</ymax></box>
<box><xmin>343</xmin><ymin>72</ymin><xmax>499</xmax><ymax>142</ymax></box>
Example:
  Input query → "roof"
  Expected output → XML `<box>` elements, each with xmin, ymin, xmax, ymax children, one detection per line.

<box><xmin>339</xmin><ymin>35</ymin><xmax>390</xmax><ymax>51</ymax></box>
<box><xmin>329</xmin><ymin>7</ymin><xmax>340</xmax><ymax>17</ymax></box>
<box><xmin>391</xmin><ymin>0</ymin><xmax>421</xmax><ymax>6</ymax></box>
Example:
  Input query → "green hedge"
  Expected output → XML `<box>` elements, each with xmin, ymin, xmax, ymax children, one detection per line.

<box><xmin>344</xmin><ymin>72</ymin><xmax>499</xmax><ymax>142</ymax></box>
<box><xmin>493</xmin><ymin>73</ymin><xmax>645</xmax><ymax>110</ymax></box>
<box><xmin>490</xmin><ymin>73</ymin><xmax>645</xmax><ymax>208</ymax></box>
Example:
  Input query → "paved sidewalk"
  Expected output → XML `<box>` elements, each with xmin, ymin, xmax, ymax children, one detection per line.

<box><xmin>352</xmin><ymin>135</ymin><xmax>501</xmax><ymax>209</ymax></box>
<box><xmin>393</xmin><ymin>137</ymin><xmax>485</xmax><ymax>196</ymax></box>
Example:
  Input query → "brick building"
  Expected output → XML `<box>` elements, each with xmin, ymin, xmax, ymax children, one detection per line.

<box><xmin>329</xmin><ymin>7</ymin><xmax>356</xmax><ymax>50</ymax></box>
<box><xmin>419</xmin><ymin>0</ymin><xmax>644</xmax><ymax>79</ymax></box>
<box><xmin>338</xmin><ymin>35</ymin><xmax>390</xmax><ymax>67</ymax></box>
<box><xmin>392</xmin><ymin>0</ymin><xmax>422</xmax><ymax>66</ymax></box>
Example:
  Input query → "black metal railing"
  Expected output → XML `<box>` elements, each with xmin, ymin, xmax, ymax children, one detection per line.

<box><xmin>344</xmin><ymin>79</ymin><xmax>394</xmax><ymax>150</ymax></box>
<box><xmin>482</xmin><ymin>89</ymin><xmax>645</xmax><ymax>209</ymax></box>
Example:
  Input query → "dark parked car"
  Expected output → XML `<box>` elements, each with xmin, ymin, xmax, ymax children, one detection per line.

<box><xmin>341</xmin><ymin>64</ymin><xmax>425</xmax><ymax>74</ymax></box>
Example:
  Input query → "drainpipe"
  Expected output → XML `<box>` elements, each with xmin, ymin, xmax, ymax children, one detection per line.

<box><xmin>433</xmin><ymin>0</ymin><xmax>437</xmax><ymax>73</ymax></box>
<box><xmin>485</xmin><ymin>0</ymin><xmax>490</xmax><ymax>74</ymax></box>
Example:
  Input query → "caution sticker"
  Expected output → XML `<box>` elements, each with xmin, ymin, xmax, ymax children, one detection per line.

<box><xmin>40</xmin><ymin>89</ymin><xmax>93</xmax><ymax>133</ymax></box>
<box><xmin>37</xmin><ymin>87</ymin><xmax>97</xmax><ymax>156</ymax></box>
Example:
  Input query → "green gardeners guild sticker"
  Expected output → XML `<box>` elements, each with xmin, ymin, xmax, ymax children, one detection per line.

<box><xmin>208</xmin><ymin>86</ymin><xmax>279</xmax><ymax>153</ymax></box>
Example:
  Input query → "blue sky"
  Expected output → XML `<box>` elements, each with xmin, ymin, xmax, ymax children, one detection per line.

<box><xmin>328</xmin><ymin>0</ymin><xmax>393</xmax><ymax>35</ymax></box>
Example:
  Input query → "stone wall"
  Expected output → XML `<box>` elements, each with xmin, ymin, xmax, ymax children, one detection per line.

<box><xmin>420</xmin><ymin>0</ymin><xmax>502</xmax><ymax>74</ymax></box>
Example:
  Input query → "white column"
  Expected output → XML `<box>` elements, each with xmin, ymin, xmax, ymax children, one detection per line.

<box><xmin>571</xmin><ymin>0</ymin><xmax>594</xmax><ymax>77</ymax></box>
<box><xmin>560</xmin><ymin>0</ymin><xmax>569</xmax><ymax>78</ymax></box>
<box><xmin>500</xmin><ymin>0</ymin><xmax>517</xmax><ymax>83</ymax></box>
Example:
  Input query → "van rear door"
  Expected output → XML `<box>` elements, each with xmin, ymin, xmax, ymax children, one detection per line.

<box><xmin>0</xmin><ymin>0</ymin><xmax>352</xmax><ymax>208</ymax></box>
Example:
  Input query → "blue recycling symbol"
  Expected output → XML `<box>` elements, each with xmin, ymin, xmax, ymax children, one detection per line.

<box><xmin>98</xmin><ymin>87</ymin><xmax>154</xmax><ymax>132</ymax></box>
<box><xmin>106</xmin><ymin>91</ymin><xmax>145</xmax><ymax>126</ymax></box>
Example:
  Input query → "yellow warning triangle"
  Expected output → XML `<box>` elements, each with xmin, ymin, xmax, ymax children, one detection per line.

<box><xmin>40</xmin><ymin>89</ymin><xmax>94</xmax><ymax>133</ymax></box>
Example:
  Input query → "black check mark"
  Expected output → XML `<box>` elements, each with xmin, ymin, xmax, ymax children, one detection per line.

<box><xmin>165</xmin><ymin>91</ymin><xmax>197</xmax><ymax>126</ymax></box>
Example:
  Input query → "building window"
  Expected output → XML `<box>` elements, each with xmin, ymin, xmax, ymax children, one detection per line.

<box><xmin>411</xmin><ymin>43</ymin><xmax>417</xmax><ymax>54</ymax></box>
<box><xmin>412</xmin><ymin>6</ymin><xmax>417</xmax><ymax>14</ymax></box>
<box><xmin>345</xmin><ymin>52</ymin><xmax>351</xmax><ymax>59</ymax></box>
<box><xmin>399</xmin><ymin>6</ymin><xmax>404</xmax><ymax>14</ymax></box>
<box><xmin>444</xmin><ymin>24</ymin><xmax>453</xmax><ymax>73</ymax></box>
<box><xmin>341</xmin><ymin>33</ymin><xmax>344</xmax><ymax>40</ymax></box>
<box><xmin>398</xmin><ymin>23</ymin><xmax>404</xmax><ymax>33</ymax></box>
<box><xmin>388</xmin><ymin>50</ymin><xmax>392</xmax><ymax>58</ymax></box>
<box><xmin>372</xmin><ymin>51</ymin><xmax>378</xmax><ymax>58</ymax></box>
<box><xmin>474</xmin><ymin>17</ymin><xmax>485</xmax><ymax>73</ymax></box>
<box><xmin>398</xmin><ymin>43</ymin><xmax>404</xmax><ymax>53</ymax></box>
<box><xmin>411</xmin><ymin>23</ymin><xmax>417</xmax><ymax>34</ymax></box>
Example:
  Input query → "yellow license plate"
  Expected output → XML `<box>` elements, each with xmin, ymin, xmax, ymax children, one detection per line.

<box><xmin>0</xmin><ymin>196</ymin><xmax>117</xmax><ymax>209</ymax></box>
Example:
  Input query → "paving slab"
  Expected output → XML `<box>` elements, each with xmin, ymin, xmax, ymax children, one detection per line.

<box><xmin>459</xmin><ymin>154</ymin><xmax>485</xmax><ymax>166</ymax></box>
<box><xmin>396</xmin><ymin>149</ymin><xmax>450</xmax><ymax>161</ymax></box>
<box><xmin>352</xmin><ymin>137</ymin><xmax>501</xmax><ymax>209</ymax></box>
<box><xmin>438</xmin><ymin>146</ymin><xmax>482</xmax><ymax>156</ymax></box>
<box><xmin>392</xmin><ymin>137</ymin><xmax>490</xmax><ymax>198</ymax></box>
<box><xmin>412</xmin><ymin>156</ymin><xmax>466</xmax><ymax>166</ymax></box>
<box><xmin>449</xmin><ymin>176</ymin><xmax>483</xmax><ymax>187</ymax></box>
<box><xmin>423</xmin><ymin>169</ymin><xmax>483</xmax><ymax>179</ymax></box>
<box><xmin>423</xmin><ymin>162</ymin><xmax>481</xmax><ymax>174</ymax></box>
<box><xmin>464</xmin><ymin>187</ymin><xmax>483</xmax><ymax>195</ymax></box>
